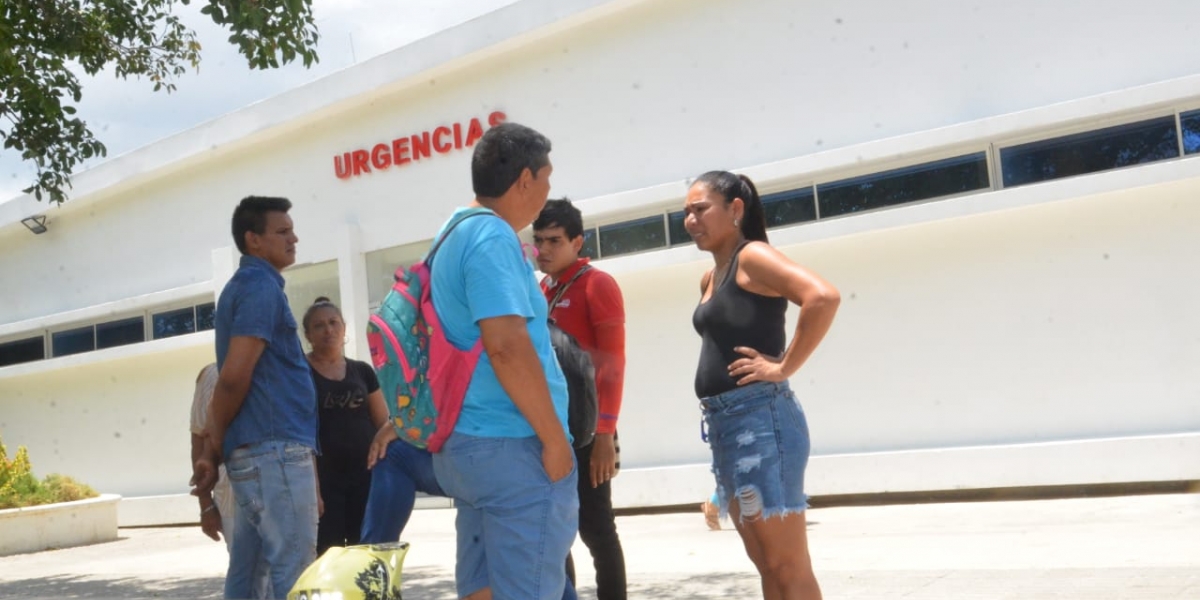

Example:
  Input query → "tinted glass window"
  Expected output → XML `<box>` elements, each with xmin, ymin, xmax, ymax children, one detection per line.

<box><xmin>1001</xmin><ymin>117</ymin><xmax>1179</xmax><ymax>188</ymax></box>
<box><xmin>763</xmin><ymin>187</ymin><xmax>817</xmax><ymax>227</ymax></box>
<box><xmin>96</xmin><ymin>316</ymin><xmax>145</xmax><ymax>349</ymax></box>
<box><xmin>599</xmin><ymin>216</ymin><xmax>666</xmax><ymax>258</ymax></box>
<box><xmin>196</xmin><ymin>303</ymin><xmax>216</xmax><ymax>332</ymax></box>
<box><xmin>668</xmin><ymin>211</ymin><xmax>691</xmax><ymax>246</ymax></box>
<box><xmin>0</xmin><ymin>337</ymin><xmax>45</xmax><ymax>367</ymax></box>
<box><xmin>153</xmin><ymin>307</ymin><xmax>196</xmax><ymax>339</ymax></box>
<box><xmin>819</xmin><ymin>153</ymin><xmax>990</xmax><ymax>218</ymax></box>
<box><xmin>52</xmin><ymin>326</ymin><xmax>94</xmax><ymax>357</ymax></box>
<box><xmin>1181</xmin><ymin>109</ymin><xmax>1200</xmax><ymax>155</ymax></box>
<box><xmin>580</xmin><ymin>229</ymin><xmax>599</xmax><ymax>260</ymax></box>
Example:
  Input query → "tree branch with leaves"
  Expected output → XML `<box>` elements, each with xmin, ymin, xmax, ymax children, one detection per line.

<box><xmin>0</xmin><ymin>0</ymin><xmax>319</xmax><ymax>204</ymax></box>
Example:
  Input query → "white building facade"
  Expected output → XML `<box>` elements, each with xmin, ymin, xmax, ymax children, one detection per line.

<box><xmin>1</xmin><ymin>0</ymin><xmax>1198</xmax><ymax>525</ymax></box>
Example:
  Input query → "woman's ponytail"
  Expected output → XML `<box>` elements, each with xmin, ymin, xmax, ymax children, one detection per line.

<box><xmin>736</xmin><ymin>174</ymin><xmax>768</xmax><ymax>243</ymax></box>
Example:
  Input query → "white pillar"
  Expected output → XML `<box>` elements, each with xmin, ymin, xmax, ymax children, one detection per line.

<box><xmin>337</xmin><ymin>223</ymin><xmax>370</xmax><ymax>362</ymax></box>
<box><xmin>211</xmin><ymin>246</ymin><xmax>240</xmax><ymax>307</ymax></box>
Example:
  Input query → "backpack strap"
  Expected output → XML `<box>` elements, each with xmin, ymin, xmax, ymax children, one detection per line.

<box><xmin>548</xmin><ymin>264</ymin><xmax>592</xmax><ymax>317</ymax></box>
<box><xmin>426</xmin><ymin>208</ymin><xmax>494</xmax><ymax>268</ymax></box>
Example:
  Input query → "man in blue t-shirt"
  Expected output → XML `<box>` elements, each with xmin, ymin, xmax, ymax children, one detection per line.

<box><xmin>191</xmin><ymin>195</ymin><xmax>319</xmax><ymax>599</ymax></box>
<box><xmin>430</xmin><ymin>122</ymin><xmax>578</xmax><ymax>600</ymax></box>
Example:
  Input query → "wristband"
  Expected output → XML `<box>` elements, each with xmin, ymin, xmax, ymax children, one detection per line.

<box><xmin>201</xmin><ymin>504</ymin><xmax>218</xmax><ymax>515</ymax></box>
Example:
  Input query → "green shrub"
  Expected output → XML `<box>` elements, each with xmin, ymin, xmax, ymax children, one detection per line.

<box><xmin>0</xmin><ymin>436</ymin><xmax>98</xmax><ymax>509</ymax></box>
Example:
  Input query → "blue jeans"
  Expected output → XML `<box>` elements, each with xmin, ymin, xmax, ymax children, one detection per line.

<box><xmin>360</xmin><ymin>440</ymin><xmax>446</xmax><ymax>544</ymax></box>
<box><xmin>433</xmin><ymin>434</ymin><xmax>579</xmax><ymax>600</ymax></box>
<box><xmin>224</xmin><ymin>441</ymin><xmax>319</xmax><ymax>600</ymax></box>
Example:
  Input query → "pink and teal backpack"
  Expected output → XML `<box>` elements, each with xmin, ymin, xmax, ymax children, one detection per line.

<box><xmin>366</xmin><ymin>210</ymin><xmax>490</xmax><ymax>452</ymax></box>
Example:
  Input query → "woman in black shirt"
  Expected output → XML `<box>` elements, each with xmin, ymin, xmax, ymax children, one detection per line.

<box><xmin>685</xmin><ymin>171</ymin><xmax>840</xmax><ymax>600</ymax></box>
<box><xmin>303</xmin><ymin>297</ymin><xmax>389</xmax><ymax>555</ymax></box>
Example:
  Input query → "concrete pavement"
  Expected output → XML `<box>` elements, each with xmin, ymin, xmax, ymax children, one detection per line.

<box><xmin>0</xmin><ymin>492</ymin><xmax>1196</xmax><ymax>599</ymax></box>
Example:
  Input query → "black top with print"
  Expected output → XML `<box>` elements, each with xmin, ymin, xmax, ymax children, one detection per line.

<box><xmin>312</xmin><ymin>358</ymin><xmax>380</xmax><ymax>471</ymax></box>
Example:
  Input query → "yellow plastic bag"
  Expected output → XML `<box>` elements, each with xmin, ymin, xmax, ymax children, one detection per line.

<box><xmin>288</xmin><ymin>542</ymin><xmax>410</xmax><ymax>600</ymax></box>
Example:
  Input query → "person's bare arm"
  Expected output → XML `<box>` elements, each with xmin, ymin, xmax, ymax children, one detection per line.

<box><xmin>367</xmin><ymin>422</ymin><xmax>398</xmax><ymax>470</ymax></box>
<box><xmin>314</xmin><ymin>454</ymin><xmax>324</xmax><ymax>517</ymax></box>
<box><xmin>367</xmin><ymin>388</ymin><xmax>389</xmax><ymax>430</ymax></box>
<box><xmin>588</xmin><ymin>320</ymin><xmax>623</xmax><ymax>488</ymax></box>
<box><xmin>191</xmin><ymin>336</ymin><xmax>266</xmax><ymax>496</ymax></box>
<box><xmin>207</xmin><ymin>336</ymin><xmax>267</xmax><ymax>444</ymax></box>
<box><xmin>190</xmin><ymin>430</ymin><xmax>222</xmax><ymax>540</ymax></box>
<box><xmin>587</xmin><ymin>272</ymin><xmax>626</xmax><ymax>488</ymax></box>
<box><xmin>479</xmin><ymin>315</ymin><xmax>573</xmax><ymax>482</ymax></box>
<box><xmin>190</xmin><ymin>432</ymin><xmax>204</xmax><ymax>465</ymax></box>
<box><xmin>728</xmin><ymin>242</ymin><xmax>841</xmax><ymax>384</ymax></box>
<box><xmin>365</xmin><ymin>388</ymin><xmax>393</xmax><ymax>469</ymax></box>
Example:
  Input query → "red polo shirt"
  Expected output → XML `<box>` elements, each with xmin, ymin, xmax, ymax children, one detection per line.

<box><xmin>541</xmin><ymin>258</ymin><xmax>626</xmax><ymax>434</ymax></box>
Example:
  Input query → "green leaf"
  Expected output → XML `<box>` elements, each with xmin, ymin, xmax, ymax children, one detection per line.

<box><xmin>1</xmin><ymin>0</ymin><xmax>319</xmax><ymax>204</ymax></box>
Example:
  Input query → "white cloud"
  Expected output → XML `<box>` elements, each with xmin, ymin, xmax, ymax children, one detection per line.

<box><xmin>0</xmin><ymin>0</ymin><xmax>520</xmax><ymax>203</ymax></box>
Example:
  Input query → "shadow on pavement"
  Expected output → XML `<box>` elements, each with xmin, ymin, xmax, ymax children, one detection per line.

<box><xmin>0</xmin><ymin>567</ymin><xmax>761</xmax><ymax>600</ymax></box>
<box><xmin>0</xmin><ymin>573</ymin><xmax>224</xmax><ymax>598</ymax></box>
<box><xmin>397</xmin><ymin>567</ymin><xmax>761</xmax><ymax>600</ymax></box>
<box><xmin>394</xmin><ymin>565</ymin><xmax>457</xmax><ymax>599</ymax></box>
<box><xmin>626</xmin><ymin>572</ymin><xmax>761</xmax><ymax>599</ymax></box>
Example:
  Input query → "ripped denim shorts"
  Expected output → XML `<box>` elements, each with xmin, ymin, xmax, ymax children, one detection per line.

<box><xmin>701</xmin><ymin>380</ymin><xmax>810</xmax><ymax>523</ymax></box>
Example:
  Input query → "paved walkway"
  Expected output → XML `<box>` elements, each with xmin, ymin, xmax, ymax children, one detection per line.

<box><xmin>0</xmin><ymin>493</ymin><xmax>1197</xmax><ymax>598</ymax></box>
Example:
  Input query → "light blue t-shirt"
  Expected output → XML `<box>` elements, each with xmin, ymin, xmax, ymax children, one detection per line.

<box><xmin>429</xmin><ymin>207</ymin><xmax>571</xmax><ymax>439</ymax></box>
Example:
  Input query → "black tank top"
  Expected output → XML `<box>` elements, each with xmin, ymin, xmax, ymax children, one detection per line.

<box><xmin>692</xmin><ymin>243</ymin><xmax>788</xmax><ymax>398</ymax></box>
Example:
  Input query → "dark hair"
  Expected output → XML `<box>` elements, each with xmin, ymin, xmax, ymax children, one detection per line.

<box><xmin>302</xmin><ymin>296</ymin><xmax>342</xmax><ymax>332</ymax></box>
<box><xmin>693</xmin><ymin>171</ymin><xmax>768</xmax><ymax>243</ymax></box>
<box><xmin>471</xmin><ymin>122</ymin><xmax>552</xmax><ymax>199</ymax></box>
<box><xmin>532</xmin><ymin>198</ymin><xmax>583</xmax><ymax>240</ymax></box>
<box><xmin>231</xmin><ymin>196</ymin><xmax>293</xmax><ymax>254</ymax></box>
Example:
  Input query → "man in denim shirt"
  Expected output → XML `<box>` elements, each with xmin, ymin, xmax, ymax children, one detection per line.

<box><xmin>192</xmin><ymin>195</ymin><xmax>319</xmax><ymax>599</ymax></box>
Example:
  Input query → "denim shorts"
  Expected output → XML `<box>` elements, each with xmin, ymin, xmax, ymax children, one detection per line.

<box><xmin>701</xmin><ymin>381</ymin><xmax>811</xmax><ymax>523</ymax></box>
<box><xmin>432</xmin><ymin>433</ymin><xmax>578</xmax><ymax>600</ymax></box>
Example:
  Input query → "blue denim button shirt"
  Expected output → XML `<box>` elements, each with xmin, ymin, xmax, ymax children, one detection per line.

<box><xmin>216</xmin><ymin>255</ymin><xmax>317</xmax><ymax>457</ymax></box>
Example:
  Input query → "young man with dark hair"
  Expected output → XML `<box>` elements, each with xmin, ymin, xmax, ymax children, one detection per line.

<box><xmin>533</xmin><ymin>198</ymin><xmax>628</xmax><ymax>600</ymax></box>
<box><xmin>430</xmin><ymin>122</ymin><xmax>578</xmax><ymax>600</ymax></box>
<box><xmin>192</xmin><ymin>195</ymin><xmax>319</xmax><ymax>599</ymax></box>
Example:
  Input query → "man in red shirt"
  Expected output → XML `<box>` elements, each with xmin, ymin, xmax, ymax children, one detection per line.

<box><xmin>534</xmin><ymin>199</ymin><xmax>627</xmax><ymax>600</ymax></box>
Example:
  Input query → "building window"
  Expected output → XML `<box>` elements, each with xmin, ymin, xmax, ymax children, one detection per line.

<box><xmin>763</xmin><ymin>187</ymin><xmax>818</xmax><ymax>227</ymax></box>
<box><xmin>197</xmin><ymin>302</ymin><xmax>216</xmax><ymax>331</ymax></box>
<box><xmin>52</xmin><ymin>326</ymin><xmax>94</xmax><ymax>357</ymax></box>
<box><xmin>152</xmin><ymin>303</ymin><xmax>217</xmax><ymax>339</ymax></box>
<box><xmin>598</xmin><ymin>216</ymin><xmax>667</xmax><ymax>258</ymax></box>
<box><xmin>667</xmin><ymin>211</ymin><xmax>691</xmax><ymax>247</ymax></box>
<box><xmin>1000</xmin><ymin>117</ymin><xmax>1179</xmax><ymax>188</ymax></box>
<box><xmin>580</xmin><ymin>228</ymin><xmax>600</xmax><ymax>259</ymax></box>
<box><xmin>1181</xmin><ymin>109</ymin><xmax>1200</xmax><ymax>155</ymax></box>
<box><xmin>96</xmin><ymin>316</ymin><xmax>145</xmax><ymax>350</ymax></box>
<box><xmin>819</xmin><ymin>153</ymin><xmax>990</xmax><ymax>218</ymax></box>
<box><xmin>366</xmin><ymin>242</ymin><xmax>428</xmax><ymax>302</ymax></box>
<box><xmin>155</xmin><ymin>307</ymin><xmax>196</xmax><ymax>339</ymax></box>
<box><xmin>667</xmin><ymin>187</ymin><xmax>815</xmax><ymax>246</ymax></box>
<box><xmin>284</xmin><ymin>261</ymin><xmax>341</xmax><ymax>322</ymax></box>
<box><xmin>0</xmin><ymin>337</ymin><xmax>44</xmax><ymax>368</ymax></box>
<box><xmin>153</xmin><ymin>307</ymin><xmax>196</xmax><ymax>339</ymax></box>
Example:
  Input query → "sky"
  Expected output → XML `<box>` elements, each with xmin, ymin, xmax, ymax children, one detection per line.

<box><xmin>0</xmin><ymin>0</ymin><xmax>521</xmax><ymax>203</ymax></box>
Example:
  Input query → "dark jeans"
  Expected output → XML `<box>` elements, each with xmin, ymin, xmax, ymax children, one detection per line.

<box><xmin>565</xmin><ymin>437</ymin><xmax>627</xmax><ymax>600</ymax></box>
<box><xmin>360</xmin><ymin>440</ymin><xmax>445</xmax><ymax>544</ymax></box>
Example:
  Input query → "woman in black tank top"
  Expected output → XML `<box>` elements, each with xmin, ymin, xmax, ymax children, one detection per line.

<box><xmin>684</xmin><ymin>171</ymin><xmax>840</xmax><ymax>600</ymax></box>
